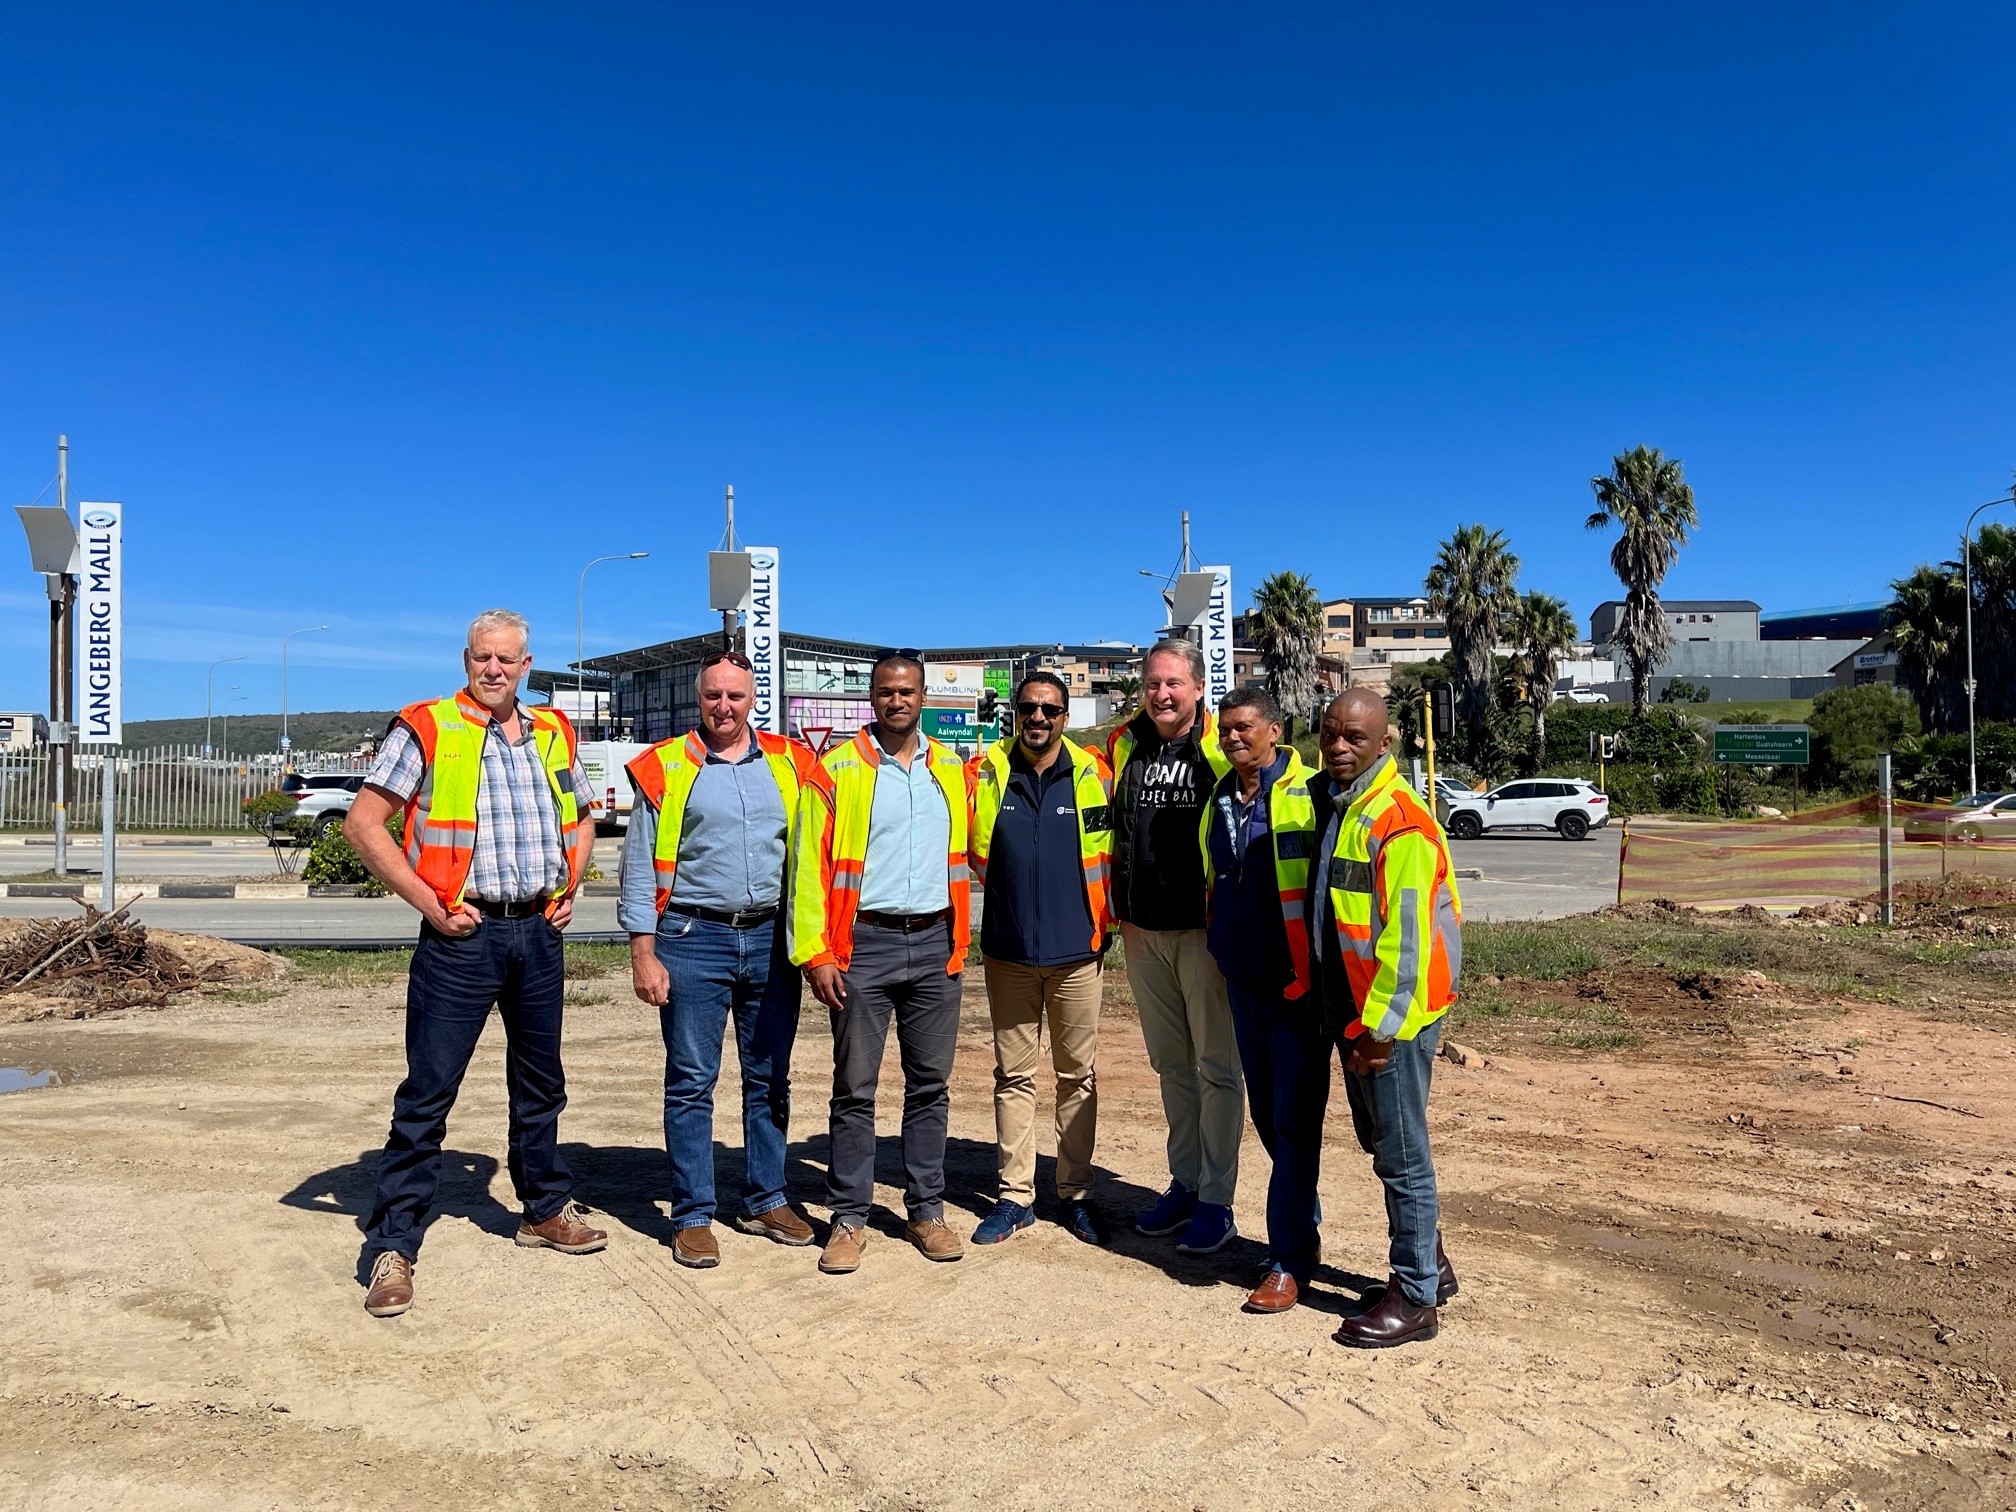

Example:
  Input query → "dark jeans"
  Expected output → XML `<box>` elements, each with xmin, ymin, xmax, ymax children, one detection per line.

<box><xmin>365</xmin><ymin>915</ymin><xmax>574</xmax><ymax>1260</ymax></box>
<box><xmin>655</xmin><ymin>913</ymin><xmax>802</xmax><ymax>1229</ymax></box>
<box><xmin>827</xmin><ymin>918</ymin><xmax>962</xmax><ymax>1226</ymax></box>
<box><xmin>1225</xmin><ymin>977</ymin><xmax>1331</xmax><ymax>1284</ymax></box>
<box><xmin>1344</xmin><ymin>1020</ymin><xmax>1442</xmax><ymax>1307</ymax></box>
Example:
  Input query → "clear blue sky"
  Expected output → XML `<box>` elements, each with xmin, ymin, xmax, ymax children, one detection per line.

<box><xmin>4</xmin><ymin>3</ymin><xmax>2011</xmax><ymax>720</ymax></box>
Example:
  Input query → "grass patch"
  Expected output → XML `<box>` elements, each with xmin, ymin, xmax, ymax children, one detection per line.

<box><xmin>216</xmin><ymin>986</ymin><xmax>285</xmax><ymax>1004</ymax></box>
<box><xmin>565</xmin><ymin>943</ymin><xmax>628</xmax><ymax>980</ymax></box>
<box><xmin>1541</xmin><ymin>1028</ymin><xmax>1644</xmax><ymax>1051</ymax></box>
<box><xmin>563</xmin><ymin>985</ymin><xmax>611</xmax><ymax>1006</ymax></box>
<box><xmin>1465</xmin><ymin>925</ymin><xmax>1602</xmax><ymax>981</ymax></box>
<box><xmin>276</xmin><ymin>948</ymin><xmax>414</xmax><ymax>988</ymax></box>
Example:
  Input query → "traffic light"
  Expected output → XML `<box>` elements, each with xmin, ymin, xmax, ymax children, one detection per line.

<box><xmin>1430</xmin><ymin>685</ymin><xmax>1454</xmax><ymax>739</ymax></box>
<box><xmin>977</xmin><ymin>688</ymin><xmax>999</xmax><ymax>725</ymax></box>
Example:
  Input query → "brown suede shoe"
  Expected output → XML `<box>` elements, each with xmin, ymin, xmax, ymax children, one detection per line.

<box><xmin>364</xmin><ymin>1251</ymin><xmax>413</xmax><ymax>1318</ymax></box>
<box><xmin>905</xmin><ymin>1217</ymin><xmax>965</xmax><ymax>1263</ymax></box>
<box><xmin>733</xmin><ymin>1206</ymin><xmax>816</xmax><ymax>1246</ymax></box>
<box><xmin>819</xmin><ymin>1221</ymin><xmax>868</xmax><ymax>1274</ymax></box>
<box><xmin>673</xmin><ymin>1224</ymin><xmax>721</xmax><ymax>1268</ymax></box>
<box><xmin>1243</xmin><ymin>1268</ymin><xmax>1300</xmax><ymax>1314</ymax></box>
<box><xmin>515</xmin><ymin>1201</ymin><xmax>608</xmax><ymax>1254</ymax></box>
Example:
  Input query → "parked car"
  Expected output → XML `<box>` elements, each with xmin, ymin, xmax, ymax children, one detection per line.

<box><xmin>279</xmin><ymin>772</ymin><xmax>366</xmax><ymax>836</ymax></box>
<box><xmin>1445</xmin><ymin>778</ymin><xmax>1610</xmax><ymax>841</ymax></box>
<box><xmin>1902</xmin><ymin>791</ymin><xmax>2016</xmax><ymax>844</ymax></box>
<box><xmin>1555</xmin><ymin>687</ymin><xmax>1610</xmax><ymax>704</ymax></box>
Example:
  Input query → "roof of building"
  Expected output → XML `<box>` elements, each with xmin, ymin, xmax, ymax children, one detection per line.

<box><xmin>580</xmin><ymin>629</ymin><xmax>886</xmax><ymax>674</ymax></box>
<box><xmin>1591</xmin><ymin>598</ymin><xmax>1761</xmax><ymax>614</ymax></box>
<box><xmin>1760</xmin><ymin>600</ymin><xmax>1889</xmax><ymax>623</ymax></box>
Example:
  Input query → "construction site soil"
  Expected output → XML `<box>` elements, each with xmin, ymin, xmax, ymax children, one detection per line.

<box><xmin>1</xmin><ymin>900</ymin><xmax>2012</xmax><ymax>1509</ymax></box>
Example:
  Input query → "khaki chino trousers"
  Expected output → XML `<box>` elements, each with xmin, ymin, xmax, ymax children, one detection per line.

<box><xmin>1121</xmin><ymin>923</ymin><xmax>1242</xmax><ymax>1207</ymax></box>
<box><xmin>983</xmin><ymin>957</ymin><xmax>1101</xmax><ymax>1205</ymax></box>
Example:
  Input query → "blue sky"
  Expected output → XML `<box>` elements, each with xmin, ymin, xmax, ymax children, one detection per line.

<box><xmin>3</xmin><ymin>3</ymin><xmax>2012</xmax><ymax>719</ymax></box>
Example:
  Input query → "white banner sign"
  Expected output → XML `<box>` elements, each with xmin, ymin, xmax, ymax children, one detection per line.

<box><xmin>926</xmin><ymin>662</ymin><xmax>986</xmax><ymax>698</ymax></box>
<box><xmin>1200</xmin><ymin>564</ymin><xmax>1233</xmax><ymax>708</ymax></box>
<box><xmin>78</xmin><ymin>501</ymin><xmax>122</xmax><ymax>746</ymax></box>
<box><xmin>746</xmin><ymin>546</ymin><xmax>783</xmax><ymax>734</ymax></box>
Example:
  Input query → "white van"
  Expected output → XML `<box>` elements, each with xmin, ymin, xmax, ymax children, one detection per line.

<box><xmin>575</xmin><ymin>740</ymin><xmax>650</xmax><ymax>831</ymax></box>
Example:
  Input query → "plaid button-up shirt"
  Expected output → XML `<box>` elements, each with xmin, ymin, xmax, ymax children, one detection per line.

<box><xmin>365</xmin><ymin>699</ymin><xmax>592</xmax><ymax>902</ymax></box>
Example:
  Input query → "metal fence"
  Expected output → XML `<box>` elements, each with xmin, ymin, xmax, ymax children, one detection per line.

<box><xmin>0</xmin><ymin>746</ymin><xmax>373</xmax><ymax>832</ymax></box>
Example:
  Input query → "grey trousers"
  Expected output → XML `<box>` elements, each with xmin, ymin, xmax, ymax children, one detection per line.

<box><xmin>827</xmin><ymin>918</ymin><xmax>963</xmax><ymax>1226</ymax></box>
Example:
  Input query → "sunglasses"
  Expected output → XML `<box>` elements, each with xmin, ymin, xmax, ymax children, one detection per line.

<box><xmin>1016</xmin><ymin>700</ymin><xmax>1067</xmax><ymax>720</ymax></box>
<box><xmin>871</xmin><ymin>647</ymin><xmax>923</xmax><ymax>663</ymax></box>
<box><xmin>701</xmin><ymin>649</ymin><xmax>753</xmax><ymax>670</ymax></box>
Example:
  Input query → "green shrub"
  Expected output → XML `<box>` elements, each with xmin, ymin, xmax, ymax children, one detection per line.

<box><xmin>241</xmin><ymin>789</ymin><xmax>299</xmax><ymax>832</ymax></box>
<box><xmin>303</xmin><ymin>814</ymin><xmax>397</xmax><ymax>894</ymax></box>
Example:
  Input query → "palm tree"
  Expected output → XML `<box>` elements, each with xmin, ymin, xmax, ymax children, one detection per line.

<box><xmin>1585</xmin><ymin>446</ymin><xmax>1698</xmax><ymax>716</ymax></box>
<box><xmin>1424</xmin><ymin>524</ymin><xmax>1521</xmax><ymax>744</ymax></box>
<box><xmin>1248</xmin><ymin>571</ymin><xmax>1325</xmax><ymax>731</ymax></box>
<box><xmin>1513</xmin><ymin>591</ymin><xmax>1579</xmax><ymax>768</ymax></box>
<box><xmin>1888</xmin><ymin>562</ymin><xmax>1967</xmax><ymax>733</ymax></box>
<box><xmin>1110</xmin><ymin>672</ymin><xmax>1143</xmax><ymax>716</ymax></box>
<box><xmin>1970</xmin><ymin>522</ymin><xmax>2016</xmax><ymax>722</ymax></box>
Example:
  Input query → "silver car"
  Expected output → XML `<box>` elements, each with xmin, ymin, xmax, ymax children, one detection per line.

<box><xmin>279</xmin><ymin>772</ymin><xmax>366</xmax><ymax>836</ymax></box>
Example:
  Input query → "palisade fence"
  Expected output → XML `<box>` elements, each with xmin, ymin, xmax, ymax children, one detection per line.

<box><xmin>0</xmin><ymin>746</ymin><xmax>372</xmax><ymax>832</ymax></box>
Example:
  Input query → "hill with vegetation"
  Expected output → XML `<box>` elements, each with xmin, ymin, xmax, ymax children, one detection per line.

<box><xmin>120</xmin><ymin>710</ymin><xmax>396</xmax><ymax>754</ymax></box>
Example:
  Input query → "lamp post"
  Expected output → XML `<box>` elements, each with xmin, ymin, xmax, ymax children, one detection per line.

<box><xmin>280</xmin><ymin>625</ymin><xmax>328</xmax><ymax>762</ymax></box>
<box><xmin>220</xmin><ymin>689</ymin><xmax>244</xmax><ymax>760</ymax></box>
<box><xmin>577</xmin><ymin>552</ymin><xmax>649</xmax><ymax>735</ymax></box>
<box><xmin>1962</xmin><ymin>494</ymin><xmax>2016</xmax><ymax>797</ymax></box>
<box><xmin>206</xmin><ymin>655</ymin><xmax>248</xmax><ymax>756</ymax></box>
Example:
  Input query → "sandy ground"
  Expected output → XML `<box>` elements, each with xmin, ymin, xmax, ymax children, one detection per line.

<box><xmin>2</xmin><ymin>955</ymin><xmax>2013</xmax><ymax>1510</ymax></box>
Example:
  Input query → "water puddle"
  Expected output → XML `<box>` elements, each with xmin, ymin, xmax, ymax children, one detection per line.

<box><xmin>0</xmin><ymin>1064</ymin><xmax>73</xmax><ymax>1095</ymax></box>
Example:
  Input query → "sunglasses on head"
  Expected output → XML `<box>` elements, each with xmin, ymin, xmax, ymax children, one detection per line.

<box><xmin>871</xmin><ymin>647</ymin><xmax>923</xmax><ymax>663</ymax></box>
<box><xmin>1016</xmin><ymin>700</ymin><xmax>1066</xmax><ymax>720</ymax></box>
<box><xmin>701</xmin><ymin>649</ymin><xmax>753</xmax><ymax>670</ymax></box>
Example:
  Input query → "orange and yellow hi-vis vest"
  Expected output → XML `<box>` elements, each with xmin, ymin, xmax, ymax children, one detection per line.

<box><xmin>1201</xmin><ymin>748</ymin><xmax>1317</xmax><ymax>999</ymax></box>
<box><xmin>787</xmin><ymin>728</ymin><xmax>972</xmax><ymax>975</ymax></box>
<box><xmin>625</xmin><ymin>730</ymin><xmax>818</xmax><ymax>915</ymax></box>
<box><xmin>394</xmin><ymin>691</ymin><xmax>586</xmax><ymax>914</ymax></box>
<box><xmin>967</xmin><ymin>736</ymin><xmax>1116</xmax><ymax>956</ymax></box>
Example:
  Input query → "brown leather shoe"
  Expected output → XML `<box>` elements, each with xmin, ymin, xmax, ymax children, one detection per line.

<box><xmin>515</xmin><ymin>1201</ymin><xmax>608</xmax><ymax>1254</ymax></box>
<box><xmin>364</xmin><ymin>1251</ymin><xmax>413</xmax><ymax>1318</ymax></box>
<box><xmin>905</xmin><ymin>1217</ymin><xmax>965</xmax><ymax>1263</ymax></box>
<box><xmin>733</xmin><ymin>1206</ymin><xmax>815</xmax><ymax>1246</ymax></box>
<box><xmin>1369</xmin><ymin>1234</ymin><xmax>1460</xmax><ymax>1305</ymax></box>
<box><xmin>673</xmin><ymin>1224</ymin><xmax>721</xmax><ymax>1268</ymax></box>
<box><xmin>1335</xmin><ymin>1279</ymin><xmax>1439</xmax><ymax>1349</ymax></box>
<box><xmin>1244</xmin><ymin>1268</ymin><xmax>1300</xmax><ymax>1314</ymax></box>
<box><xmin>819</xmin><ymin>1221</ymin><xmax>868</xmax><ymax>1274</ymax></box>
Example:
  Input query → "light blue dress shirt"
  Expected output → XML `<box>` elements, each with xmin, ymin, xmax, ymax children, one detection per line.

<box><xmin>616</xmin><ymin>743</ymin><xmax>788</xmax><ymax>934</ymax></box>
<box><xmin>857</xmin><ymin>742</ymin><xmax>953</xmax><ymax>915</ymax></box>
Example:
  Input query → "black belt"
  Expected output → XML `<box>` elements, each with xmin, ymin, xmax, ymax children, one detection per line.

<box><xmin>468</xmin><ymin>896</ymin><xmax>551</xmax><ymax>920</ymax></box>
<box><xmin>665</xmin><ymin>901</ymin><xmax>779</xmax><ymax>929</ymax></box>
<box><xmin>857</xmin><ymin>909</ymin><xmax>950</xmax><ymax>933</ymax></box>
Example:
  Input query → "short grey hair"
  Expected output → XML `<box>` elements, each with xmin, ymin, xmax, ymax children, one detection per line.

<box><xmin>1143</xmin><ymin>636</ymin><xmax>1205</xmax><ymax>683</ymax></box>
<box><xmin>467</xmin><ymin>608</ymin><xmax>531</xmax><ymax>650</ymax></box>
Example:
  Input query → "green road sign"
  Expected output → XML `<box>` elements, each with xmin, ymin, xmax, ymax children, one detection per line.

<box><xmin>922</xmin><ymin>707</ymin><xmax>976</xmax><ymax>741</ymax></box>
<box><xmin>1713</xmin><ymin>724</ymin><xmax>1810</xmax><ymax>766</ymax></box>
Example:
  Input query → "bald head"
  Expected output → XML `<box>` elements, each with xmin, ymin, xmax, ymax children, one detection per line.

<box><xmin>1319</xmin><ymin>688</ymin><xmax>1394</xmax><ymax>783</ymax></box>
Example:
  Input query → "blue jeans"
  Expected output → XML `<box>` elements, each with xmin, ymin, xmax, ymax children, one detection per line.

<box><xmin>1225</xmin><ymin>977</ymin><xmax>1331</xmax><ymax>1284</ymax></box>
<box><xmin>655</xmin><ymin>913</ymin><xmax>802</xmax><ymax>1230</ymax></box>
<box><xmin>366</xmin><ymin>915</ymin><xmax>573</xmax><ymax>1260</ymax></box>
<box><xmin>1343</xmin><ymin>1020</ymin><xmax>1442</xmax><ymax>1306</ymax></box>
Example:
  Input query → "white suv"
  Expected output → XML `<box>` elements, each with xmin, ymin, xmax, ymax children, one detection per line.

<box><xmin>279</xmin><ymin>772</ymin><xmax>366</xmax><ymax>836</ymax></box>
<box><xmin>1445</xmin><ymin>779</ymin><xmax>1610</xmax><ymax>841</ymax></box>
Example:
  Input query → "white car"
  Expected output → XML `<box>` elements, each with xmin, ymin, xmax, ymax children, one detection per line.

<box><xmin>1445</xmin><ymin>779</ymin><xmax>1610</xmax><ymax>841</ymax></box>
<box><xmin>1555</xmin><ymin>687</ymin><xmax>1610</xmax><ymax>704</ymax></box>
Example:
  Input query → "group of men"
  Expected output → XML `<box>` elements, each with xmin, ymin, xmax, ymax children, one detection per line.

<box><xmin>348</xmin><ymin>612</ymin><xmax>1462</xmax><ymax>1352</ymax></box>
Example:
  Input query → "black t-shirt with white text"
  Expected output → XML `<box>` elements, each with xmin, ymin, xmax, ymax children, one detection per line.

<box><xmin>1112</xmin><ymin>715</ymin><xmax>1212</xmax><ymax>932</ymax></box>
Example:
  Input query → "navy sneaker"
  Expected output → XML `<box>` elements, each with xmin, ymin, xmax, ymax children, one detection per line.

<box><xmin>1174</xmin><ymin>1202</ymin><xmax>1238</xmax><ymax>1255</ymax></box>
<box><xmin>1059</xmin><ymin>1198</ymin><xmax>1109</xmax><ymax>1247</ymax></box>
<box><xmin>973</xmin><ymin>1200</ymin><xmax>1036</xmax><ymax>1245</ymax></box>
<box><xmin>1135</xmin><ymin>1181</ymin><xmax>1198</xmax><ymax>1237</ymax></box>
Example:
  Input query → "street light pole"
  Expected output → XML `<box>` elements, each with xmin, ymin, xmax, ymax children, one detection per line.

<box><xmin>207</xmin><ymin>655</ymin><xmax>248</xmax><ymax>756</ymax></box>
<box><xmin>221</xmin><ymin>690</ymin><xmax>243</xmax><ymax>760</ymax></box>
<box><xmin>1961</xmin><ymin>494</ymin><xmax>2016</xmax><ymax>797</ymax></box>
<box><xmin>577</xmin><ymin>552</ymin><xmax>649</xmax><ymax>736</ymax></box>
<box><xmin>280</xmin><ymin>625</ymin><xmax>328</xmax><ymax>762</ymax></box>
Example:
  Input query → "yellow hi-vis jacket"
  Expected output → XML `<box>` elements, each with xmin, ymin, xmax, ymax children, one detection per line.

<box><xmin>786</xmin><ymin>728</ymin><xmax>973</xmax><ymax>975</ymax></box>
<box><xmin>1200</xmin><ymin>748</ymin><xmax>1317</xmax><ymax>999</ymax></box>
<box><xmin>624</xmin><ymin>730</ymin><xmax>819</xmax><ymax>915</ymax></box>
<box><xmin>394</xmin><ymin>690</ymin><xmax>586</xmax><ymax>914</ymax></box>
<box><xmin>1106</xmin><ymin>709</ymin><xmax>1233</xmax><ymax>791</ymax></box>
<box><xmin>966</xmin><ymin>736</ymin><xmax>1116</xmax><ymax>956</ymax></box>
<box><xmin>1321</xmin><ymin>754</ymin><xmax>1463</xmax><ymax>1041</ymax></box>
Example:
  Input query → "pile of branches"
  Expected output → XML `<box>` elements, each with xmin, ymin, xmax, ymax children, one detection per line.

<box><xmin>0</xmin><ymin>899</ymin><xmax>204</xmax><ymax>1007</ymax></box>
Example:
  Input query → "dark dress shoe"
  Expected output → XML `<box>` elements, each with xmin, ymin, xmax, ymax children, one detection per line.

<box><xmin>1336</xmin><ymin>1281</ymin><xmax>1438</xmax><ymax>1349</ymax></box>
<box><xmin>1371</xmin><ymin>1234</ymin><xmax>1460</xmax><ymax>1306</ymax></box>
<box><xmin>1244</xmin><ymin>1267</ymin><xmax>1300</xmax><ymax>1314</ymax></box>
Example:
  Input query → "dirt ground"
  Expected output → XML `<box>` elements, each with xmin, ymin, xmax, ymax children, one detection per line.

<box><xmin>3</xmin><ymin>922</ymin><xmax>2014</xmax><ymax>1510</ymax></box>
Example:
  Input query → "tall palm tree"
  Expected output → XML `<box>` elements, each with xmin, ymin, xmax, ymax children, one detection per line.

<box><xmin>1424</xmin><ymin>524</ymin><xmax>1521</xmax><ymax>744</ymax></box>
<box><xmin>1513</xmin><ymin>590</ymin><xmax>1579</xmax><ymax>768</ymax></box>
<box><xmin>1110</xmin><ymin>672</ymin><xmax>1143</xmax><ymax>716</ymax></box>
<box><xmin>1585</xmin><ymin>446</ymin><xmax>1698</xmax><ymax>716</ymax></box>
<box><xmin>1248</xmin><ymin>571</ymin><xmax>1325</xmax><ymax>730</ymax></box>
<box><xmin>1970</xmin><ymin>522</ymin><xmax>2016</xmax><ymax>722</ymax></box>
<box><xmin>1888</xmin><ymin>562</ymin><xmax>1967</xmax><ymax>733</ymax></box>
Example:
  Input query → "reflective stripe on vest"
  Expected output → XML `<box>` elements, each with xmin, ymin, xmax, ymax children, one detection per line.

<box><xmin>967</xmin><ymin>736</ymin><xmax>1115</xmax><ymax>955</ymax></box>
<box><xmin>1323</xmin><ymin>757</ymin><xmax>1463</xmax><ymax>1041</ymax></box>
<box><xmin>1201</xmin><ymin>749</ymin><xmax>1316</xmax><ymax>1000</ymax></box>
<box><xmin>397</xmin><ymin>692</ymin><xmax>584</xmax><ymax>911</ymax></box>
<box><xmin>787</xmin><ymin>727</ymin><xmax>972</xmax><ymax>974</ymax></box>
<box><xmin>625</xmin><ymin>730</ymin><xmax>816</xmax><ymax>915</ymax></box>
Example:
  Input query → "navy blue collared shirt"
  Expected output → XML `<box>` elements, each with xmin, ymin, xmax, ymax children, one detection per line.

<box><xmin>1205</xmin><ymin>749</ymin><xmax>1293</xmax><ymax>988</ymax></box>
<box><xmin>979</xmin><ymin>744</ymin><xmax>1094</xmax><ymax>967</ymax></box>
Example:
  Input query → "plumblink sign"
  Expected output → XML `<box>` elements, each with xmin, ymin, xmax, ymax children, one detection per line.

<box><xmin>745</xmin><ymin>547</ymin><xmax>782</xmax><ymax>735</ymax></box>
<box><xmin>1712</xmin><ymin>724</ymin><xmax>1809</xmax><ymax>766</ymax></box>
<box><xmin>78</xmin><ymin>502</ymin><xmax>123</xmax><ymax>745</ymax></box>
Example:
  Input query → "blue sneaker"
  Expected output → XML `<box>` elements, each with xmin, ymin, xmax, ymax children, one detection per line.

<box><xmin>1059</xmin><ymin>1198</ymin><xmax>1109</xmax><ymax>1247</ymax></box>
<box><xmin>1175</xmin><ymin>1202</ymin><xmax>1238</xmax><ymax>1254</ymax></box>
<box><xmin>1135</xmin><ymin>1181</ymin><xmax>1198</xmax><ymax>1237</ymax></box>
<box><xmin>973</xmin><ymin>1200</ymin><xmax>1035</xmax><ymax>1245</ymax></box>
